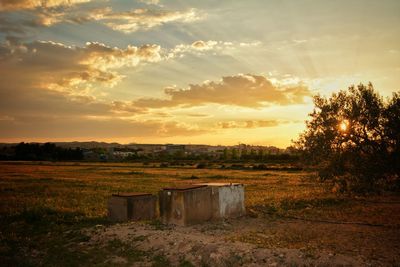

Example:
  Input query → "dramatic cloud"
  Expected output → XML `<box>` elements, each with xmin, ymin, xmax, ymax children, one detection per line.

<box><xmin>0</xmin><ymin>39</ymin><xmax>167</xmax><ymax>130</ymax></box>
<box><xmin>0</xmin><ymin>39</ymin><xmax>162</xmax><ymax>95</ymax></box>
<box><xmin>0</xmin><ymin>0</ymin><xmax>91</xmax><ymax>11</ymax></box>
<box><xmin>133</xmin><ymin>74</ymin><xmax>312</xmax><ymax>109</ymax></box>
<box><xmin>1</xmin><ymin>2</ymin><xmax>201</xmax><ymax>35</ymax></box>
<box><xmin>0</xmin><ymin>37</ymin><xmax>215</xmax><ymax>141</ymax></box>
<box><xmin>22</xmin><ymin>7</ymin><xmax>201</xmax><ymax>32</ymax></box>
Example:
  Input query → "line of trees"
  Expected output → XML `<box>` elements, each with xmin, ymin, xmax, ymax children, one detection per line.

<box><xmin>2</xmin><ymin>142</ymin><xmax>84</xmax><ymax>161</ymax></box>
<box><xmin>121</xmin><ymin>149</ymin><xmax>298</xmax><ymax>162</ymax></box>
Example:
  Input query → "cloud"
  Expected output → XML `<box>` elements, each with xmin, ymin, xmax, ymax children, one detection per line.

<box><xmin>0</xmin><ymin>17</ymin><xmax>30</xmax><ymax>34</ymax></box>
<box><xmin>0</xmin><ymin>38</ymin><xmax>205</xmax><ymax>140</ymax></box>
<box><xmin>217</xmin><ymin>120</ymin><xmax>283</xmax><ymax>129</ymax></box>
<box><xmin>1</xmin><ymin>3</ymin><xmax>202</xmax><ymax>35</ymax></box>
<box><xmin>0</xmin><ymin>115</ymin><xmax>205</xmax><ymax>139</ymax></box>
<box><xmin>139</xmin><ymin>0</ymin><xmax>161</xmax><ymax>6</ymax></box>
<box><xmin>0</xmin><ymin>37</ymin><xmax>304</xmax><ymax>142</ymax></box>
<box><xmin>0</xmin><ymin>37</ymin><xmax>217</xmax><ymax>141</ymax></box>
<box><xmin>191</xmin><ymin>40</ymin><xmax>218</xmax><ymax>50</ymax></box>
<box><xmin>0</xmin><ymin>39</ymin><xmax>167</xmax><ymax>129</ymax></box>
<box><xmin>0</xmin><ymin>39</ymin><xmax>162</xmax><ymax>96</ymax></box>
<box><xmin>239</xmin><ymin>41</ymin><xmax>262</xmax><ymax>47</ymax></box>
<box><xmin>0</xmin><ymin>0</ymin><xmax>91</xmax><ymax>11</ymax></box>
<box><xmin>184</xmin><ymin>113</ymin><xmax>210</xmax><ymax>118</ymax></box>
<box><xmin>81</xmin><ymin>41</ymin><xmax>162</xmax><ymax>70</ymax></box>
<box><xmin>99</xmin><ymin>8</ymin><xmax>201</xmax><ymax>33</ymax></box>
<box><xmin>169</xmin><ymin>40</ymin><xmax>260</xmax><ymax>57</ymax></box>
<box><xmin>133</xmin><ymin>74</ymin><xmax>312</xmax><ymax>109</ymax></box>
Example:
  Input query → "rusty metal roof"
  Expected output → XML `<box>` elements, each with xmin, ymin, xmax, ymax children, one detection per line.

<box><xmin>195</xmin><ymin>182</ymin><xmax>242</xmax><ymax>187</ymax></box>
<box><xmin>162</xmin><ymin>184</ymin><xmax>207</xmax><ymax>191</ymax></box>
<box><xmin>112</xmin><ymin>192</ymin><xmax>152</xmax><ymax>197</ymax></box>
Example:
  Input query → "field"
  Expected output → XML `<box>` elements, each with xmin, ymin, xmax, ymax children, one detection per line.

<box><xmin>0</xmin><ymin>161</ymin><xmax>399</xmax><ymax>266</ymax></box>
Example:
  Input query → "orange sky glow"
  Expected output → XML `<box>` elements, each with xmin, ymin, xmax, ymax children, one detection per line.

<box><xmin>0</xmin><ymin>0</ymin><xmax>399</xmax><ymax>147</ymax></box>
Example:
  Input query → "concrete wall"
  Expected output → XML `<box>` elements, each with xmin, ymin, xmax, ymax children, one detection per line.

<box><xmin>108</xmin><ymin>194</ymin><xmax>156</xmax><ymax>222</ymax></box>
<box><xmin>159</xmin><ymin>186</ymin><xmax>213</xmax><ymax>226</ymax></box>
<box><xmin>197</xmin><ymin>183</ymin><xmax>245</xmax><ymax>219</ymax></box>
<box><xmin>215</xmin><ymin>184</ymin><xmax>245</xmax><ymax>218</ymax></box>
<box><xmin>183</xmin><ymin>187</ymin><xmax>213</xmax><ymax>225</ymax></box>
<box><xmin>159</xmin><ymin>190</ymin><xmax>185</xmax><ymax>225</ymax></box>
<box><xmin>108</xmin><ymin>196</ymin><xmax>129</xmax><ymax>222</ymax></box>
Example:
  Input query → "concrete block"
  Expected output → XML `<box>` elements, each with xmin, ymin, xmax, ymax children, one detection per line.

<box><xmin>196</xmin><ymin>183</ymin><xmax>245</xmax><ymax>219</ymax></box>
<box><xmin>108</xmin><ymin>192</ymin><xmax>156</xmax><ymax>222</ymax></box>
<box><xmin>159</xmin><ymin>185</ymin><xmax>213</xmax><ymax>226</ymax></box>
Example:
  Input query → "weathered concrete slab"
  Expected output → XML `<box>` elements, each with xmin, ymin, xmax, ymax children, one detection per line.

<box><xmin>196</xmin><ymin>183</ymin><xmax>245</xmax><ymax>219</ymax></box>
<box><xmin>108</xmin><ymin>192</ymin><xmax>156</xmax><ymax>222</ymax></box>
<box><xmin>159</xmin><ymin>185</ymin><xmax>213</xmax><ymax>226</ymax></box>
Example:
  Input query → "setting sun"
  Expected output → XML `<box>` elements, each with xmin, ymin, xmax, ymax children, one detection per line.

<box><xmin>339</xmin><ymin>120</ymin><xmax>349</xmax><ymax>132</ymax></box>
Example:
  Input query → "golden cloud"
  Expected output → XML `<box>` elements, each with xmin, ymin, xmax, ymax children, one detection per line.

<box><xmin>0</xmin><ymin>0</ymin><xmax>91</xmax><ymax>11</ymax></box>
<box><xmin>0</xmin><ymin>39</ymin><xmax>166</xmax><ymax>125</ymax></box>
<box><xmin>0</xmin><ymin>40</ymin><xmax>162</xmax><ymax>95</ymax></box>
<box><xmin>0</xmin><ymin>38</ymin><xmax>206</xmax><ymax>139</ymax></box>
<box><xmin>101</xmin><ymin>8</ymin><xmax>201</xmax><ymax>33</ymax></box>
<box><xmin>217</xmin><ymin>120</ymin><xmax>282</xmax><ymax>129</ymax></box>
<box><xmin>169</xmin><ymin>40</ymin><xmax>260</xmax><ymax>57</ymax></box>
<box><xmin>81</xmin><ymin>42</ymin><xmax>162</xmax><ymax>70</ymax></box>
<box><xmin>133</xmin><ymin>74</ymin><xmax>312</xmax><ymax>109</ymax></box>
<box><xmin>24</xmin><ymin>7</ymin><xmax>201</xmax><ymax>32</ymax></box>
<box><xmin>0</xmin><ymin>3</ymin><xmax>201</xmax><ymax>36</ymax></box>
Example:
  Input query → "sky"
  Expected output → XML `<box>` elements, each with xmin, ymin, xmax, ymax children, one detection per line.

<box><xmin>0</xmin><ymin>0</ymin><xmax>399</xmax><ymax>147</ymax></box>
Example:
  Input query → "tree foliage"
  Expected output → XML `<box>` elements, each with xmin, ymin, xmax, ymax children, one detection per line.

<box><xmin>294</xmin><ymin>83</ymin><xmax>400</xmax><ymax>193</ymax></box>
<box><xmin>13</xmin><ymin>142</ymin><xmax>83</xmax><ymax>161</ymax></box>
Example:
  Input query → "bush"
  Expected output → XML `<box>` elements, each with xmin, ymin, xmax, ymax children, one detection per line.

<box><xmin>196</xmin><ymin>162</ymin><xmax>207</xmax><ymax>169</ymax></box>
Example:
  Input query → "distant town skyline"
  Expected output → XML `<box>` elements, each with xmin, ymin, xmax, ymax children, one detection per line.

<box><xmin>0</xmin><ymin>0</ymin><xmax>399</xmax><ymax>147</ymax></box>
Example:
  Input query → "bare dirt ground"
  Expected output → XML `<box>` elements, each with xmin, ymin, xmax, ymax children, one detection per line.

<box><xmin>85</xmin><ymin>214</ymin><xmax>399</xmax><ymax>266</ymax></box>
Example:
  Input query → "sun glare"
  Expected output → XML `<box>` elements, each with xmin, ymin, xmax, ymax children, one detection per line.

<box><xmin>339</xmin><ymin>120</ymin><xmax>349</xmax><ymax>132</ymax></box>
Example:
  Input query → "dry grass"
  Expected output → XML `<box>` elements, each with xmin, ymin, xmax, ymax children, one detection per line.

<box><xmin>0</xmin><ymin>161</ymin><xmax>323</xmax><ymax>217</ymax></box>
<box><xmin>0</xmin><ymin>161</ymin><xmax>399</xmax><ymax>266</ymax></box>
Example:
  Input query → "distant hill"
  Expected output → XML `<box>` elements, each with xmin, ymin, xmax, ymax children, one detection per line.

<box><xmin>0</xmin><ymin>141</ymin><xmax>287</xmax><ymax>152</ymax></box>
<box><xmin>0</xmin><ymin>141</ymin><xmax>124</xmax><ymax>149</ymax></box>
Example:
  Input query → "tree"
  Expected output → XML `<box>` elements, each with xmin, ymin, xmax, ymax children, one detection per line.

<box><xmin>294</xmin><ymin>83</ymin><xmax>400</xmax><ymax>193</ymax></box>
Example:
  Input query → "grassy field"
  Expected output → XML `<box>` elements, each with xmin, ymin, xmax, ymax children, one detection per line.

<box><xmin>0</xmin><ymin>161</ymin><xmax>399</xmax><ymax>266</ymax></box>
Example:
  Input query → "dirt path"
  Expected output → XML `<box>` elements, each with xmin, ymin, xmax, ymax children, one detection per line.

<box><xmin>85</xmin><ymin>216</ymin><xmax>382</xmax><ymax>266</ymax></box>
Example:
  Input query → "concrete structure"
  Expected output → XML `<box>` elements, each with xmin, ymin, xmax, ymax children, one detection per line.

<box><xmin>196</xmin><ymin>183</ymin><xmax>245</xmax><ymax>219</ymax></box>
<box><xmin>108</xmin><ymin>192</ymin><xmax>156</xmax><ymax>222</ymax></box>
<box><xmin>159</xmin><ymin>185</ymin><xmax>213</xmax><ymax>226</ymax></box>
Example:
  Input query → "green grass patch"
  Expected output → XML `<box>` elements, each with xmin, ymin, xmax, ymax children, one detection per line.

<box><xmin>179</xmin><ymin>259</ymin><xmax>195</xmax><ymax>267</ymax></box>
<box><xmin>152</xmin><ymin>255</ymin><xmax>171</xmax><ymax>267</ymax></box>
